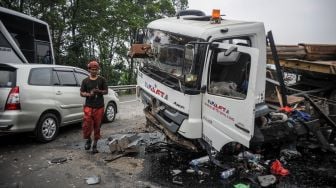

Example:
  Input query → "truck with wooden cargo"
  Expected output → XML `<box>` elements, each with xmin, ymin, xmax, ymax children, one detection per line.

<box><xmin>129</xmin><ymin>9</ymin><xmax>336</xmax><ymax>163</ymax></box>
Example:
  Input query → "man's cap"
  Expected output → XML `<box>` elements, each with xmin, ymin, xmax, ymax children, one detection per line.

<box><xmin>87</xmin><ymin>60</ymin><xmax>99</xmax><ymax>69</ymax></box>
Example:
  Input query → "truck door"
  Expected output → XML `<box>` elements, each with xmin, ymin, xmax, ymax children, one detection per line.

<box><xmin>202</xmin><ymin>43</ymin><xmax>259</xmax><ymax>150</ymax></box>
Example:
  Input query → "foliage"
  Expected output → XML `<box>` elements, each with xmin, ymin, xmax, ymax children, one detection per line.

<box><xmin>0</xmin><ymin>0</ymin><xmax>188</xmax><ymax>85</ymax></box>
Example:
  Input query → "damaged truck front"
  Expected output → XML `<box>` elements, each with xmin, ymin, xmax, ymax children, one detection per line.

<box><xmin>129</xmin><ymin>10</ymin><xmax>335</xmax><ymax>159</ymax></box>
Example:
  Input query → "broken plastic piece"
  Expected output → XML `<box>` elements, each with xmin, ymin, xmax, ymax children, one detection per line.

<box><xmin>292</xmin><ymin>110</ymin><xmax>311</xmax><ymax>121</ymax></box>
<box><xmin>257</xmin><ymin>175</ymin><xmax>276</xmax><ymax>187</ymax></box>
<box><xmin>234</xmin><ymin>183</ymin><xmax>250</xmax><ymax>188</ymax></box>
<box><xmin>189</xmin><ymin>156</ymin><xmax>209</xmax><ymax>166</ymax></box>
<box><xmin>171</xmin><ymin>169</ymin><xmax>182</xmax><ymax>176</ymax></box>
<box><xmin>85</xmin><ymin>175</ymin><xmax>101</xmax><ymax>185</ymax></box>
<box><xmin>269</xmin><ymin>112</ymin><xmax>288</xmax><ymax>123</ymax></box>
<box><xmin>220</xmin><ymin>168</ymin><xmax>235</xmax><ymax>179</ymax></box>
<box><xmin>279</xmin><ymin>106</ymin><xmax>293</xmax><ymax>113</ymax></box>
<box><xmin>280</xmin><ymin>149</ymin><xmax>302</xmax><ymax>160</ymax></box>
<box><xmin>172</xmin><ymin>176</ymin><xmax>183</xmax><ymax>185</ymax></box>
<box><xmin>237</xmin><ymin>151</ymin><xmax>262</xmax><ymax>162</ymax></box>
<box><xmin>270</xmin><ymin>160</ymin><xmax>289</xmax><ymax>176</ymax></box>
<box><xmin>186</xmin><ymin>168</ymin><xmax>195</xmax><ymax>174</ymax></box>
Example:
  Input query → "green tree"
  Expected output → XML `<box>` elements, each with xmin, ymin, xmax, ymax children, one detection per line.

<box><xmin>0</xmin><ymin>0</ymin><xmax>188</xmax><ymax>85</ymax></box>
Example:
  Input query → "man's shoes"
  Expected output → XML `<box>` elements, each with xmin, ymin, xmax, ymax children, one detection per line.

<box><xmin>92</xmin><ymin>144</ymin><xmax>98</xmax><ymax>154</ymax></box>
<box><xmin>85</xmin><ymin>139</ymin><xmax>92</xmax><ymax>150</ymax></box>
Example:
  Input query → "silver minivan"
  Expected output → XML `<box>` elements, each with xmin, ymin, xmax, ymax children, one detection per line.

<box><xmin>0</xmin><ymin>63</ymin><xmax>119</xmax><ymax>142</ymax></box>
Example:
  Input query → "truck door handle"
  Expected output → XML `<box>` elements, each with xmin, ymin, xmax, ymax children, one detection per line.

<box><xmin>235</xmin><ymin>123</ymin><xmax>250</xmax><ymax>133</ymax></box>
<box><xmin>56</xmin><ymin>91</ymin><xmax>62</xmax><ymax>95</ymax></box>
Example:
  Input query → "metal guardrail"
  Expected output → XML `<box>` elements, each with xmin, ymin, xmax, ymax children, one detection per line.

<box><xmin>108</xmin><ymin>85</ymin><xmax>136</xmax><ymax>92</ymax></box>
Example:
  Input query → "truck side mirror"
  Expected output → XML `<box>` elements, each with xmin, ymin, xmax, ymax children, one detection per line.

<box><xmin>224</xmin><ymin>46</ymin><xmax>237</xmax><ymax>56</ymax></box>
<box><xmin>217</xmin><ymin>50</ymin><xmax>241</xmax><ymax>65</ymax></box>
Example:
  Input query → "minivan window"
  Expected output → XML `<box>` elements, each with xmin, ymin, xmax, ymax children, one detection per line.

<box><xmin>0</xmin><ymin>69</ymin><xmax>16</xmax><ymax>87</ymax></box>
<box><xmin>56</xmin><ymin>71</ymin><xmax>77</xmax><ymax>86</ymax></box>
<box><xmin>52</xmin><ymin>71</ymin><xmax>60</xmax><ymax>85</ymax></box>
<box><xmin>0</xmin><ymin>32</ymin><xmax>10</xmax><ymax>47</ymax></box>
<box><xmin>29</xmin><ymin>68</ymin><xmax>51</xmax><ymax>85</ymax></box>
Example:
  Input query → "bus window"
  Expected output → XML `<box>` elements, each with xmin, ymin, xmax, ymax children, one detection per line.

<box><xmin>34</xmin><ymin>22</ymin><xmax>49</xmax><ymax>41</ymax></box>
<box><xmin>36</xmin><ymin>42</ymin><xmax>52</xmax><ymax>64</ymax></box>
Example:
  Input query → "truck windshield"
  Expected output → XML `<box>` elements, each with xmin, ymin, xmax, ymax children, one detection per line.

<box><xmin>139</xmin><ymin>29</ymin><xmax>204</xmax><ymax>91</ymax></box>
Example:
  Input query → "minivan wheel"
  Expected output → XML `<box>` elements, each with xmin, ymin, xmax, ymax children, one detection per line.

<box><xmin>36</xmin><ymin>113</ymin><xmax>59</xmax><ymax>142</ymax></box>
<box><xmin>104</xmin><ymin>102</ymin><xmax>116</xmax><ymax>122</ymax></box>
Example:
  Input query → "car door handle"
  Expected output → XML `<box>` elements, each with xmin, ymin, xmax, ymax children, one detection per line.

<box><xmin>56</xmin><ymin>91</ymin><xmax>62</xmax><ymax>95</ymax></box>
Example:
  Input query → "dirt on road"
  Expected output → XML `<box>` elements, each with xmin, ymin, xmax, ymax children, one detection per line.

<box><xmin>0</xmin><ymin>95</ymin><xmax>160</xmax><ymax>188</ymax></box>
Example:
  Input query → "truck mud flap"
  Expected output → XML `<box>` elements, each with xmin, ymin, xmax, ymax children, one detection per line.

<box><xmin>144</xmin><ymin>107</ymin><xmax>198</xmax><ymax>151</ymax></box>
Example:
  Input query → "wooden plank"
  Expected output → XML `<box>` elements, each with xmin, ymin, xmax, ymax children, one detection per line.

<box><xmin>299</xmin><ymin>43</ymin><xmax>336</xmax><ymax>54</ymax></box>
<box><xmin>266</xmin><ymin>95</ymin><xmax>305</xmax><ymax>105</ymax></box>
<box><xmin>267</xmin><ymin>45</ymin><xmax>306</xmax><ymax>59</ymax></box>
<box><xmin>267</xmin><ymin>44</ymin><xmax>336</xmax><ymax>61</ymax></box>
<box><xmin>267</xmin><ymin>59</ymin><xmax>336</xmax><ymax>75</ymax></box>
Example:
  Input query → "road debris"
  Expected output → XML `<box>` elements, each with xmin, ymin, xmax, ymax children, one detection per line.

<box><xmin>50</xmin><ymin>157</ymin><xmax>67</xmax><ymax>164</ymax></box>
<box><xmin>189</xmin><ymin>156</ymin><xmax>209</xmax><ymax>167</ymax></box>
<box><xmin>234</xmin><ymin>183</ymin><xmax>250</xmax><ymax>188</ymax></box>
<box><xmin>270</xmin><ymin>160</ymin><xmax>289</xmax><ymax>176</ymax></box>
<box><xmin>186</xmin><ymin>168</ymin><xmax>195</xmax><ymax>174</ymax></box>
<box><xmin>107</xmin><ymin>131</ymin><xmax>166</xmax><ymax>154</ymax></box>
<box><xmin>170</xmin><ymin>169</ymin><xmax>182</xmax><ymax>176</ymax></box>
<box><xmin>257</xmin><ymin>175</ymin><xmax>276</xmax><ymax>187</ymax></box>
<box><xmin>237</xmin><ymin>151</ymin><xmax>262</xmax><ymax>162</ymax></box>
<box><xmin>108</xmin><ymin>134</ymin><xmax>140</xmax><ymax>153</ymax></box>
<box><xmin>280</xmin><ymin>148</ymin><xmax>302</xmax><ymax>160</ymax></box>
<box><xmin>172</xmin><ymin>176</ymin><xmax>183</xmax><ymax>185</ymax></box>
<box><xmin>85</xmin><ymin>175</ymin><xmax>101</xmax><ymax>185</ymax></box>
<box><xmin>220</xmin><ymin>168</ymin><xmax>236</xmax><ymax>179</ymax></box>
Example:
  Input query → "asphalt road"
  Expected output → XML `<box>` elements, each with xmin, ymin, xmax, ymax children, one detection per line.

<box><xmin>0</xmin><ymin>94</ymin><xmax>157</xmax><ymax>188</ymax></box>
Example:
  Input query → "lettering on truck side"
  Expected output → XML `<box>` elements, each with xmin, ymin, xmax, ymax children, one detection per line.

<box><xmin>205</xmin><ymin>99</ymin><xmax>235</xmax><ymax>121</ymax></box>
<box><xmin>145</xmin><ymin>81</ymin><xmax>168</xmax><ymax>100</ymax></box>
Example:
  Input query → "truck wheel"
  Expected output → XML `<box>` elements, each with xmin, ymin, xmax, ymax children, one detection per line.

<box><xmin>104</xmin><ymin>102</ymin><xmax>116</xmax><ymax>122</ymax></box>
<box><xmin>36</xmin><ymin>113</ymin><xmax>59</xmax><ymax>142</ymax></box>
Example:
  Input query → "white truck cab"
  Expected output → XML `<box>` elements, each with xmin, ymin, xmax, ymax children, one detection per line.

<box><xmin>132</xmin><ymin>10</ymin><xmax>268</xmax><ymax>152</ymax></box>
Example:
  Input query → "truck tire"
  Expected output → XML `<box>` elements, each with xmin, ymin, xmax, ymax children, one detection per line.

<box><xmin>36</xmin><ymin>113</ymin><xmax>59</xmax><ymax>142</ymax></box>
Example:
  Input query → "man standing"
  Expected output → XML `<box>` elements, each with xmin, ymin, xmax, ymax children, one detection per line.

<box><xmin>80</xmin><ymin>60</ymin><xmax>108</xmax><ymax>153</ymax></box>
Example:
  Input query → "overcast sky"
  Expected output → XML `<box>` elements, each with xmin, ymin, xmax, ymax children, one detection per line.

<box><xmin>188</xmin><ymin>0</ymin><xmax>336</xmax><ymax>44</ymax></box>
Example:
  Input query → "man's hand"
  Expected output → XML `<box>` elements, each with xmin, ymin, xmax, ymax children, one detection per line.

<box><xmin>92</xmin><ymin>88</ymin><xmax>108</xmax><ymax>95</ymax></box>
<box><xmin>91</xmin><ymin>88</ymin><xmax>100</xmax><ymax>95</ymax></box>
<box><xmin>80</xmin><ymin>91</ymin><xmax>93</xmax><ymax>97</ymax></box>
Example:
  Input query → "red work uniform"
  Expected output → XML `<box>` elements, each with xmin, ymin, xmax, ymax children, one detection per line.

<box><xmin>80</xmin><ymin>76</ymin><xmax>108</xmax><ymax>141</ymax></box>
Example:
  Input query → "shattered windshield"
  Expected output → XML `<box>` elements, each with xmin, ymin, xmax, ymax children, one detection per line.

<box><xmin>141</xmin><ymin>29</ymin><xmax>197</xmax><ymax>79</ymax></box>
